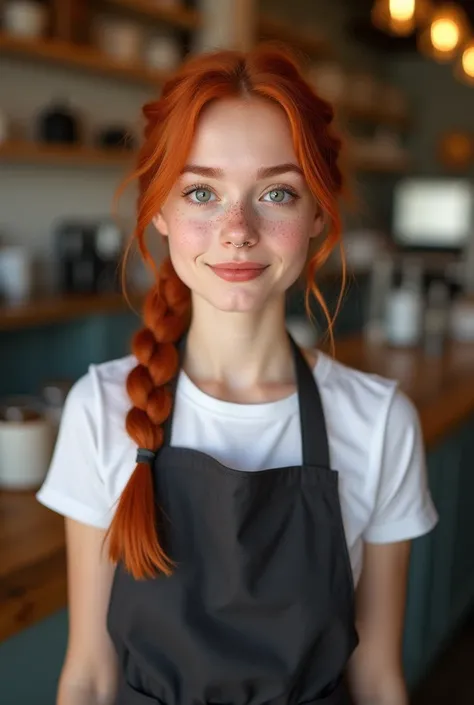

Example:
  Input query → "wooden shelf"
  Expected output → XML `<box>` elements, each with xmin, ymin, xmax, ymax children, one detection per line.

<box><xmin>0</xmin><ymin>32</ymin><xmax>170</xmax><ymax>85</ymax></box>
<box><xmin>102</xmin><ymin>0</ymin><xmax>201</xmax><ymax>30</ymax></box>
<box><xmin>258</xmin><ymin>14</ymin><xmax>332</xmax><ymax>59</ymax></box>
<box><xmin>0</xmin><ymin>140</ymin><xmax>410</xmax><ymax>175</ymax></box>
<box><xmin>0</xmin><ymin>140</ymin><xmax>136</xmax><ymax>167</ymax></box>
<box><xmin>0</xmin><ymin>292</ymin><xmax>143</xmax><ymax>332</ymax></box>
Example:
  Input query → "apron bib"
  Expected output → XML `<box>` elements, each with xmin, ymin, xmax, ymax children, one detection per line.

<box><xmin>108</xmin><ymin>337</ymin><xmax>358</xmax><ymax>705</ymax></box>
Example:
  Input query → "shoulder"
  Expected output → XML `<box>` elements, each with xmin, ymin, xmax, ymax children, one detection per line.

<box><xmin>63</xmin><ymin>355</ymin><xmax>137</xmax><ymax>460</ymax></box>
<box><xmin>315</xmin><ymin>351</ymin><xmax>437</xmax><ymax>544</ymax></box>
<box><xmin>313</xmin><ymin>350</ymin><xmax>422</xmax><ymax>479</ymax></box>
<box><xmin>67</xmin><ymin>355</ymin><xmax>136</xmax><ymax>413</ymax></box>
<box><xmin>314</xmin><ymin>350</ymin><xmax>402</xmax><ymax>433</ymax></box>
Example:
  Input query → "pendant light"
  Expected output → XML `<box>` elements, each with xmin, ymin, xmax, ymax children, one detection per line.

<box><xmin>455</xmin><ymin>40</ymin><xmax>474</xmax><ymax>85</ymax></box>
<box><xmin>371</xmin><ymin>0</ymin><xmax>432</xmax><ymax>37</ymax></box>
<box><xmin>418</xmin><ymin>3</ymin><xmax>470</xmax><ymax>62</ymax></box>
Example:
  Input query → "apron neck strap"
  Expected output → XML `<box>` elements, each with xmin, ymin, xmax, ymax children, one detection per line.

<box><xmin>288</xmin><ymin>335</ymin><xmax>330</xmax><ymax>468</ymax></box>
<box><xmin>162</xmin><ymin>334</ymin><xmax>330</xmax><ymax>469</ymax></box>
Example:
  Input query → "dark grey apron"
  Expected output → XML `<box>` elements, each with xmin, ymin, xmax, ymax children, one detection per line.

<box><xmin>107</xmin><ymin>337</ymin><xmax>358</xmax><ymax>705</ymax></box>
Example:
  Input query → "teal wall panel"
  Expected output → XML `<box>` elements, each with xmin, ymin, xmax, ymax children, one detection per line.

<box><xmin>402</xmin><ymin>417</ymin><xmax>474</xmax><ymax>688</ymax></box>
<box><xmin>0</xmin><ymin>310</ymin><xmax>141</xmax><ymax>398</ymax></box>
<box><xmin>0</xmin><ymin>610</ymin><xmax>67</xmax><ymax>705</ymax></box>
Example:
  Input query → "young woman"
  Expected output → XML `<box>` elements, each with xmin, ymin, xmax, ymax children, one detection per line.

<box><xmin>37</xmin><ymin>46</ymin><xmax>438</xmax><ymax>705</ymax></box>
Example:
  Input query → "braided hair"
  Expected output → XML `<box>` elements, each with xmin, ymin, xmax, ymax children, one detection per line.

<box><xmin>107</xmin><ymin>44</ymin><xmax>346</xmax><ymax>579</ymax></box>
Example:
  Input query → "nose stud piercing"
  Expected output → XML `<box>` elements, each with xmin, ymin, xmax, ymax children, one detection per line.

<box><xmin>231</xmin><ymin>241</ymin><xmax>252</xmax><ymax>248</ymax></box>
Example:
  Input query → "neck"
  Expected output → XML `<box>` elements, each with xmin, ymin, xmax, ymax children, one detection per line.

<box><xmin>183</xmin><ymin>295</ymin><xmax>295</xmax><ymax>393</ymax></box>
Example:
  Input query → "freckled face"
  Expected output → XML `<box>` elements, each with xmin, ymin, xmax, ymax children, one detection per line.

<box><xmin>154</xmin><ymin>97</ymin><xmax>324</xmax><ymax>313</ymax></box>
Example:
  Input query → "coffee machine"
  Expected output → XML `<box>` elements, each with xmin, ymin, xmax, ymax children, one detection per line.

<box><xmin>55</xmin><ymin>219</ymin><xmax>124</xmax><ymax>294</ymax></box>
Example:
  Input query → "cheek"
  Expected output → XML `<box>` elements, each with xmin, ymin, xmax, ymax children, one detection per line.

<box><xmin>168</xmin><ymin>209</ymin><xmax>212</xmax><ymax>252</ymax></box>
<box><xmin>263</xmin><ymin>216</ymin><xmax>310</xmax><ymax>255</ymax></box>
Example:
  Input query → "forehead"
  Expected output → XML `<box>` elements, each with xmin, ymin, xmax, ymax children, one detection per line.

<box><xmin>186</xmin><ymin>97</ymin><xmax>298</xmax><ymax>172</ymax></box>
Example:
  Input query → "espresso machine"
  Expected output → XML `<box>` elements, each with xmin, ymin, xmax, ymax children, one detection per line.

<box><xmin>55</xmin><ymin>219</ymin><xmax>124</xmax><ymax>294</ymax></box>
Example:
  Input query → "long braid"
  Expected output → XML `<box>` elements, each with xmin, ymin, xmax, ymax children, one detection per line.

<box><xmin>107</xmin><ymin>257</ymin><xmax>191</xmax><ymax>579</ymax></box>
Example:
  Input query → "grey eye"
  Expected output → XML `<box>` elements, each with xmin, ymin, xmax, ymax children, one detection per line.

<box><xmin>264</xmin><ymin>189</ymin><xmax>288</xmax><ymax>203</ymax></box>
<box><xmin>194</xmin><ymin>189</ymin><xmax>212</xmax><ymax>203</ymax></box>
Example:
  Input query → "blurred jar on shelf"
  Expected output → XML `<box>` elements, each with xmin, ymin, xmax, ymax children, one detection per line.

<box><xmin>307</xmin><ymin>62</ymin><xmax>347</xmax><ymax>105</ymax></box>
<box><xmin>145</xmin><ymin>31</ymin><xmax>182</xmax><ymax>71</ymax></box>
<box><xmin>0</xmin><ymin>396</ymin><xmax>54</xmax><ymax>490</ymax></box>
<box><xmin>450</xmin><ymin>296</ymin><xmax>474</xmax><ymax>342</ymax></box>
<box><xmin>36</xmin><ymin>98</ymin><xmax>81</xmax><ymax>145</ymax></box>
<box><xmin>0</xmin><ymin>245</ymin><xmax>34</xmax><ymax>304</ymax></box>
<box><xmin>41</xmin><ymin>380</ymin><xmax>72</xmax><ymax>431</ymax></box>
<box><xmin>2</xmin><ymin>0</ymin><xmax>48</xmax><ymax>39</ymax></box>
<box><xmin>94</xmin><ymin>16</ymin><xmax>144</xmax><ymax>63</ymax></box>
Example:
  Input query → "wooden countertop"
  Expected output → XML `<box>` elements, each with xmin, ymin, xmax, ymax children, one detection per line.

<box><xmin>1</xmin><ymin>334</ymin><xmax>474</xmax><ymax>643</ymax></box>
<box><xmin>329</xmin><ymin>336</ymin><xmax>474</xmax><ymax>450</ymax></box>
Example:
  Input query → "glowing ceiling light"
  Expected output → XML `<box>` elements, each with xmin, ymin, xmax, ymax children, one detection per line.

<box><xmin>462</xmin><ymin>45</ymin><xmax>474</xmax><ymax>77</ymax></box>
<box><xmin>419</xmin><ymin>4</ymin><xmax>469</xmax><ymax>62</ymax></box>
<box><xmin>455</xmin><ymin>41</ymin><xmax>474</xmax><ymax>85</ymax></box>
<box><xmin>372</xmin><ymin>0</ymin><xmax>432</xmax><ymax>37</ymax></box>
<box><xmin>431</xmin><ymin>18</ymin><xmax>460</xmax><ymax>51</ymax></box>
<box><xmin>389</xmin><ymin>0</ymin><xmax>416</xmax><ymax>23</ymax></box>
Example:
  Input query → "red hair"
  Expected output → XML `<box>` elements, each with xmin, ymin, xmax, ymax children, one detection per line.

<box><xmin>107</xmin><ymin>44</ymin><xmax>347</xmax><ymax>579</ymax></box>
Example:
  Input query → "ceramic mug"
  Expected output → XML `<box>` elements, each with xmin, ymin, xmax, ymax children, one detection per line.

<box><xmin>0</xmin><ymin>246</ymin><xmax>33</xmax><ymax>304</ymax></box>
<box><xmin>145</xmin><ymin>33</ymin><xmax>181</xmax><ymax>71</ymax></box>
<box><xmin>94</xmin><ymin>17</ymin><xmax>143</xmax><ymax>63</ymax></box>
<box><xmin>2</xmin><ymin>0</ymin><xmax>48</xmax><ymax>39</ymax></box>
<box><xmin>0</xmin><ymin>398</ymin><xmax>54</xmax><ymax>490</ymax></box>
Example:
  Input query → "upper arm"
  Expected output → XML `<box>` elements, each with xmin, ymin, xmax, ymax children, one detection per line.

<box><xmin>59</xmin><ymin>518</ymin><xmax>118</xmax><ymax>701</ymax></box>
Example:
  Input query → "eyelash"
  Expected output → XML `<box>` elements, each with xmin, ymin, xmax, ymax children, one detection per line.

<box><xmin>181</xmin><ymin>183</ymin><xmax>300</xmax><ymax>207</ymax></box>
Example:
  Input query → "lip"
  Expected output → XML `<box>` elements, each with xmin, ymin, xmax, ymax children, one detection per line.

<box><xmin>207</xmin><ymin>262</ymin><xmax>269</xmax><ymax>282</ymax></box>
<box><xmin>210</xmin><ymin>262</ymin><xmax>267</xmax><ymax>270</ymax></box>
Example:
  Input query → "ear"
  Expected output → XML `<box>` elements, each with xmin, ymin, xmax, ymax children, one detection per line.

<box><xmin>309</xmin><ymin>210</ymin><xmax>326</xmax><ymax>240</ymax></box>
<box><xmin>152</xmin><ymin>212</ymin><xmax>169</xmax><ymax>237</ymax></box>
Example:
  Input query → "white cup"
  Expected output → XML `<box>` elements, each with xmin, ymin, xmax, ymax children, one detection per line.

<box><xmin>0</xmin><ymin>246</ymin><xmax>33</xmax><ymax>304</ymax></box>
<box><xmin>95</xmin><ymin>17</ymin><xmax>143</xmax><ymax>63</ymax></box>
<box><xmin>3</xmin><ymin>1</ymin><xmax>48</xmax><ymax>39</ymax></box>
<box><xmin>0</xmin><ymin>418</ymin><xmax>53</xmax><ymax>490</ymax></box>
<box><xmin>0</xmin><ymin>399</ymin><xmax>54</xmax><ymax>490</ymax></box>
<box><xmin>145</xmin><ymin>34</ymin><xmax>181</xmax><ymax>71</ymax></box>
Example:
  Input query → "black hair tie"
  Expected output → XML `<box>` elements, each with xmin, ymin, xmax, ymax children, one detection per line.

<box><xmin>136</xmin><ymin>448</ymin><xmax>156</xmax><ymax>465</ymax></box>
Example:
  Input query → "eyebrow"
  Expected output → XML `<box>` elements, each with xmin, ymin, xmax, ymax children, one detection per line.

<box><xmin>181</xmin><ymin>163</ymin><xmax>304</xmax><ymax>179</ymax></box>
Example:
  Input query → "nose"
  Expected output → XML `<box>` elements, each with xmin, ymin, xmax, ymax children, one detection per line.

<box><xmin>219</xmin><ymin>204</ymin><xmax>259</xmax><ymax>249</ymax></box>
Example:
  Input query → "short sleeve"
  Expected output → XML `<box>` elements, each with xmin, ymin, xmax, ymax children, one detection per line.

<box><xmin>36</xmin><ymin>370</ymin><xmax>111</xmax><ymax>528</ymax></box>
<box><xmin>363</xmin><ymin>390</ymin><xmax>438</xmax><ymax>544</ymax></box>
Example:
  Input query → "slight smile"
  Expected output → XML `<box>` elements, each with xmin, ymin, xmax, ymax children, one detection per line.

<box><xmin>207</xmin><ymin>262</ymin><xmax>269</xmax><ymax>282</ymax></box>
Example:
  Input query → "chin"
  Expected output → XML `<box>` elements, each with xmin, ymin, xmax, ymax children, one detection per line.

<box><xmin>199</xmin><ymin>288</ymin><xmax>270</xmax><ymax>314</ymax></box>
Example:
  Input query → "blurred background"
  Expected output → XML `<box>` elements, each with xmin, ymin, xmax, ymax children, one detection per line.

<box><xmin>0</xmin><ymin>0</ymin><xmax>473</xmax><ymax>703</ymax></box>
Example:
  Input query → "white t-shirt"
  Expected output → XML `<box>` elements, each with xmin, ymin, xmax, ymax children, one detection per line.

<box><xmin>37</xmin><ymin>351</ymin><xmax>438</xmax><ymax>586</ymax></box>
